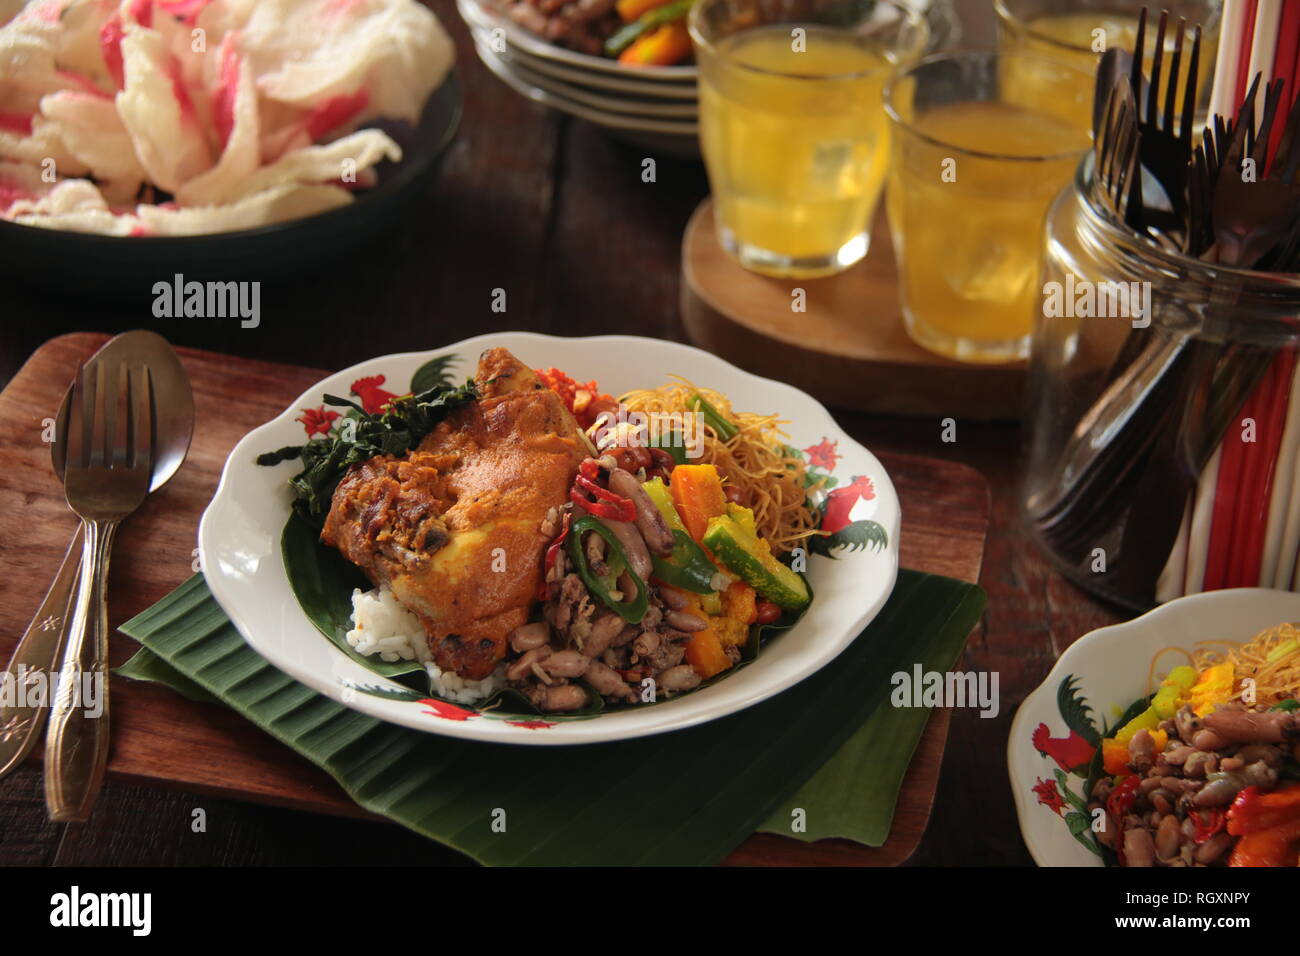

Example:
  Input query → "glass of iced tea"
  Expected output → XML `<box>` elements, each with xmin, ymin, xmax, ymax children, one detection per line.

<box><xmin>688</xmin><ymin>0</ymin><xmax>927</xmax><ymax>278</ymax></box>
<box><xmin>995</xmin><ymin>0</ymin><xmax>1221</xmax><ymax>129</ymax></box>
<box><xmin>884</xmin><ymin>51</ymin><xmax>1092</xmax><ymax>364</ymax></box>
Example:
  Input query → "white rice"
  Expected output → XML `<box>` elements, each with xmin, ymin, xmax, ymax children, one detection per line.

<box><xmin>346</xmin><ymin>587</ymin><xmax>506</xmax><ymax>704</ymax></box>
<box><xmin>346</xmin><ymin>587</ymin><xmax>429</xmax><ymax>663</ymax></box>
<box><xmin>424</xmin><ymin>661</ymin><xmax>506</xmax><ymax>706</ymax></box>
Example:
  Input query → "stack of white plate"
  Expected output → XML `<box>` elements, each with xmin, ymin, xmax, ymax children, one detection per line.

<box><xmin>457</xmin><ymin>0</ymin><xmax>700</xmax><ymax>158</ymax></box>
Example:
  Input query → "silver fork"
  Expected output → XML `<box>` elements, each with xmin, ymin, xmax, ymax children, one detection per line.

<box><xmin>44</xmin><ymin>360</ymin><xmax>153</xmax><ymax>822</ymax></box>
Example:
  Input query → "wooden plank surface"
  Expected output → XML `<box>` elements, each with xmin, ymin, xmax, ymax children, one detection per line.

<box><xmin>0</xmin><ymin>332</ymin><xmax>988</xmax><ymax>865</ymax></box>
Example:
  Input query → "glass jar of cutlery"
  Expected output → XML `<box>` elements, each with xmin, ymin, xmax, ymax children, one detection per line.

<box><xmin>1022</xmin><ymin>156</ymin><xmax>1300</xmax><ymax>610</ymax></box>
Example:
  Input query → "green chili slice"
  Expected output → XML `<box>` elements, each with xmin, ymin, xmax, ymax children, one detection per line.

<box><xmin>566</xmin><ymin>515</ymin><xmax>649</xmax><ymax>623</ymax></box>
<box><xmin>688</xmin><ymin>392</ymin><xmax>739</xmax><ymax>442</ymax></box>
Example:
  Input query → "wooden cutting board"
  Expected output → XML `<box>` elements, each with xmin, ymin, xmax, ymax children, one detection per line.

<box><xmin>681</xmin><ymin>199</ymin><xmax>1028</xmax><ymax>421</ymax></box>
<box><xmin>0</xmin><ymin>333</ymin><xmax>989</xmax><ymax>866</ymax></box>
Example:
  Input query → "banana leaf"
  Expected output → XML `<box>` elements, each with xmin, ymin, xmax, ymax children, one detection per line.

<box><xmin>118</xmin><ymin>570</ymin><xmax>985</xmax><ymax>865</ymax></box>
<box><xmin>757</xmin><ymin>603</ymin><xmax>973</xmax><ymax>846</ymax></box>
<box><xmin>116</xmin><ymin>646</ymin><xmax>219</xmax><ymax>705</ymax></box>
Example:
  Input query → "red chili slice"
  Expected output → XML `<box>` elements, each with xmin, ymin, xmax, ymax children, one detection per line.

<box><xmin>545</xmin><ymin>511</ymin><xmax>573</xmax><ymax>572</ymax></box>
<box><xmin>539</xmin><ymin>511</ymin><xmax>573</xmax><ymax>599</ymax></box>
<box><xmin>1192</xmin><ymin>808</ymin><xmax>1226</xmax><ymax>844</ymax></box>
<box><xmin>570</xmin><ymin>473</ymin><xmax>636</xmax><ymax>522</ymax></box>
<box><xmin>1106</xmin><ymin>775</ymin><xmax>1141</xmax><ymax>865</ymax></box>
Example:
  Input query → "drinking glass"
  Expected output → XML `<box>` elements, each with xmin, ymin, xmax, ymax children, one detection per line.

<box><xmin>883</xmin><ymin>50</ymin><xmax>1092</xmax><ymax>364</ymax></box>
<box><xmin>689</xmin><ymin>0</ymin><xmax>927</xmax><ymax>278</ymax></box>
<box><xmin>995</xmin><ymin>0</ymin><xmax>1222</xmax><ymax>128</ymax></box>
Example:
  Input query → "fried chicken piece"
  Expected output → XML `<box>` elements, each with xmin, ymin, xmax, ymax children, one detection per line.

<box><xmin>321</xmin><ymin>348</ymin><xmax>588</xmax><ymax>679</ymax></box>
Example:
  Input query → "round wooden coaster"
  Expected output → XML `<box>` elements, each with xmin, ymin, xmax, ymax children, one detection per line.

<box><xmin>680</xmin><ymin>198</ymin><xmax>1028</xmax><ymax>421</ymax></box>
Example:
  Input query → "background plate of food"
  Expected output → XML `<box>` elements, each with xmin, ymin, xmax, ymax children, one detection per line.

<box><xmin>471</xmin><ymin>36</ymin><xmax>698</xmax><ymax>120</ymax></box>
<box><xmin>459</xmin><ymin>0</ymin><xmax>699</xmax><ymax>156</ymax></box>
<box><xmin>199</xmin><ymin>332</ymin><xmax>900</xmax><ymax>744</ymax></box>
<box><xmin>0</xmin><ymin>0</ymin><xmax>460</xmax><ymax>289</ymax></box>
<box><xmin>472</xmin><ymin>34</ymin><xmax>697</xmax><ymax>133</ymax></box>
<box><xmin>1009</xmin><ymin>589</ymin><xmax>1300</xmax><ymax>867</ymax></box>
<box><xmin>459</xmin><ymin>0</ymin><xmax>699</xmax><ymax>78</ymax></box>
<box><xmin>479</xmin><ymin>33</ymin><xmax>699</xmax><ymax>100</ymax></box>
<box><xmin>470</xmin><ymin>47</ymin><xmax>698</xmax><ymax>156</ymax></box>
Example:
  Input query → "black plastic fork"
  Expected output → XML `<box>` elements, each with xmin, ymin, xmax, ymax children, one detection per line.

<box><xmin>1129</xmin><ymin>8</ymin><xmax>1201</xmax><ymax>233</ymax></box>
<box><xmin>1213</xmin><ymin>72</ymin><xmax>1300</xmax><ymax>268</ymax></box>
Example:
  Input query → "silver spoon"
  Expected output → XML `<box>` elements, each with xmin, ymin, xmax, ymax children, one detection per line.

<box><xmin>0</xmin><ymin>331</ymin><xmax>193</xmax><ymax>782</ymax></box>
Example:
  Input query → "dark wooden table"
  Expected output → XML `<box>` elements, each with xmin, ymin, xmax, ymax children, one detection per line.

<box><xmin>0</xmin><ymin>0</ymin><xmax>1125</xmax><ymax>866</ymax></box>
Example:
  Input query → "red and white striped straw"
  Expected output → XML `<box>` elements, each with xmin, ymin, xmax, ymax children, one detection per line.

<box><xmin>1168</xmin><ymin>0</ymin><xmax>1300</xmax><ymax>598</ymax></box>
<box><xmin>1244</xmin><ymin>0</ymin><xmax>1282</xmax><ymax>128</ymax></box>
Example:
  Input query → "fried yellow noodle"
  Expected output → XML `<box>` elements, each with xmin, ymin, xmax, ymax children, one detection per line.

<box><xmin>1177</xmin><ymin>622</ymin><xmax>1300</xmax><ymax>709</ymax></box>
<box><xmin>618</xmin><ymin>377</ymin><xmax>822</xmax><ymax>554</ymax></box>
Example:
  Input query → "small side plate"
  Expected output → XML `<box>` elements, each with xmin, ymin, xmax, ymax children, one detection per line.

<box><xmin>1008</xmin><ymin>587</ymin><xmax>1300</xmax><ymax>866</ymax></box>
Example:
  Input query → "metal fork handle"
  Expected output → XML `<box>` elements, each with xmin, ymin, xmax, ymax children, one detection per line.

<box><xmin>0</xmin><ymin>537</ymin><xmax>80</xmax><ymax>781</ymax></box>
<box><xmin>44</xmin><ymin>518</ymin><xmax>117</xmax><ymax>822</ymax></box>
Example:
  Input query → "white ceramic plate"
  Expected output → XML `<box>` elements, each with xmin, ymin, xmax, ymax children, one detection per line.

<box><xmin>474</xmin><ymin>39</ymin><xmax>699</xmax><ymax>135</ymax></box>
<box><xmin>472</xmin><ymin>33</ymin><xmax>699</xmax><ymax>119</ymax></box>
<box><xmin>457</xmin><ymin>0</ymin><xmax>698</xmax><ymax>82</ymax></box>
<box><xmin>1008</xmin><ymin>588</ymin><xmax>1300</xmax><ymax>865</ymax></box>
<box><xmin>489</xmin><ymin>36</ymin><xmax>700</xmax><ymax>100</ymax></box>
<box><xmin>200</xmin><ymin>333</ymin><xmax>900</xmax><ymax>745</ymax></box>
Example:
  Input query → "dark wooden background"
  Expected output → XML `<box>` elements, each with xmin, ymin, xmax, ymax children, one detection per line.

<box><xmin>0</xmin><ymin>0</ymin><xmax>1125</xmax><ymax>865</ymax></box>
